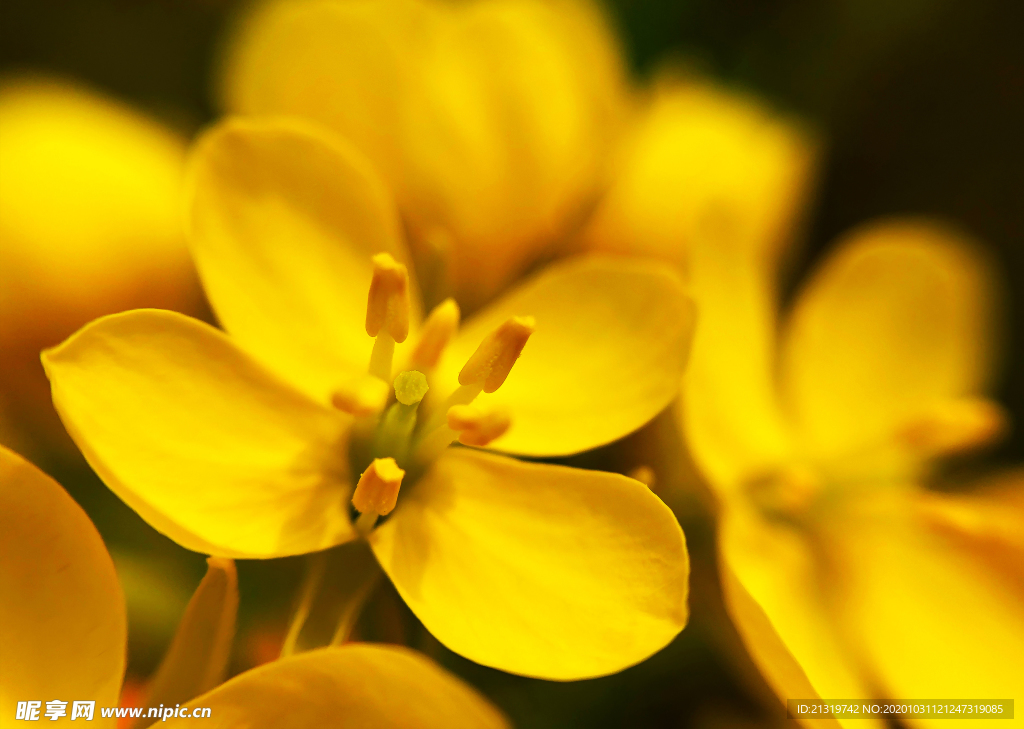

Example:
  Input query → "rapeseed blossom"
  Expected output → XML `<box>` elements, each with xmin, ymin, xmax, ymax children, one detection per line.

<box><xmin>584</xmin><ymin>78</ymin><xmax>1023</xmax><ymax>725</ymax></box>
<box><xmin>219</xmin><ymin>0</ymin><xmax>629</xmax><ymax>309</ymax></box>
<box><xmin>683</xmin><ymin>220</ymin><xmax>1024</xmax><ymax>728</ymax></box>
<box><xmin>43</xmin><ymin>118</ymin><xmax>694</xmax><ymax>681</ymax></box>
<box><xmin>0</xmin><ymin>445</ymin><xmax>508</xmax><ymax>728</ymax></box>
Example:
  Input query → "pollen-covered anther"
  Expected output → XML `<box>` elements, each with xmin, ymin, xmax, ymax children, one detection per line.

<box><xmin>331</xmin><ymin>374</ymin><xmax>391</xmax><ymax>416</ymax></box>
<box><xmin>352</xmin><ymin>457</ymin><xmax>405</xmax><ymax>517</ymax></box>
<box><xmin>447</xmin><ymin>404</ymin><xmax>512</xmax><ymax>447</ymax></box>
<box><xmin>458</xmin><ymin>316</ymin><xmax>535</xmax><ymax>393</ymax></box>
<box><xmin>898</xmin><ymin>397</ymin><xmax>1008</xmax><ymax>456</ymax></box>
<box><xmin>411</xmin><ymin>298</ymin><xmax>460</xmax><ymax>370</ymax></box>
<box><xmin>365</xmin><ymin>253</ymin><xmax>410</xmax><ymax>343</ymax></box>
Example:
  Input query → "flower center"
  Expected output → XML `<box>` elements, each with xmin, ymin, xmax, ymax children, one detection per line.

<box><xmin>337</xmin><ymin>253</ymin><xmax>534</xmax><ymax>534</ymax></box>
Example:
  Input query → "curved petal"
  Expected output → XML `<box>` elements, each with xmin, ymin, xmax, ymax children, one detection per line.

<box><xmin>42</xmin><ymin>309</ymin><xmax>355</xmax><ymax>558</ymax></box>
<box><xmin>436</xmin><ymin>255</ymin><xmax>695</xmax><ymax>456</ymax></box>
<box><xmin>370</xmin><ymin>448</ymin><xmax>689</xmax><ymax>680</ymax></box>
<box><xmin>681</xmin><ymin>240</ymin><xmax>793</xmax><ymax>492</ymax></box>
<box><xmin>826</xmin><ymin>491</ymin><xmax>1024</xmax><ymax>727</ymax></box>
<box><xmin>220</xmin><ymin>0</ymin><xmax>628</xmax><ymax>308</ymax></box>
<box><xmin>719</xmin><ymin>499</ymin><xmax>877</xmax><ymax>729</ymax></box>
<box><xmin>586</xmin><ymin>78</ymin><xmax>816</xmax><ymax>270</ymax></box>
<box><xmin>0</xmin><ymin>446</ymin><xmax>125</xmax><ymax>728</ymax></box>
<box><xmin>138</xmin><ymin>558</ymin><xmax>237</xmax><ymax>728</ymax></box>
<box><xmin>187</xmin><ymin>118</ymin><xmax>418</xmax><ymax>403</ymax></box>
<box><xmin>164</xmin><ymin>645</ymin><xmax>509</xmax><ymax>729</ymax></box>
<box><xmin>780</xmin><ymin>219</ymin><xmax>1000</xmax><ymax>458</ymax></box>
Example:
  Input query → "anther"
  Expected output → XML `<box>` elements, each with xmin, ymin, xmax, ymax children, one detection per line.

<box><xmin>331</xmin><ymin>374</ymin><xmax>391</xmax><ymax>416</ymax></box>
<box><xmin>897</xmin><ymin>397</ymin><xmax>1008</xmax><ymax>457</ymax></box>
<box><xmin>411</xmin><ymin>298</ymin><xmax>460</xmax><ymax>371</ymax></box>
<box><xmin>365</xmin><ymin>253</ymin><xmax>410</xmax><ymax>343</ymax></box>
<box><xmin>447</xmin><ymin>404</ymin><xmax>512</xmax><ymax>447</ymax></box>
<box><xmin>352</xmin><ymin>458</ymin><xmax>405</xmax><ymax>530</ymax></box>
<box><xmin>459</xmin><ymin>316</ymin><xmax>535</xmax><ymax>393</ymax></box>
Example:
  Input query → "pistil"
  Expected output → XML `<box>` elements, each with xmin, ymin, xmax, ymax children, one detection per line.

<box><xmin>372</xmin><ymin>371</ymin><xmax>429</xmax><ymax>464</ymax></box>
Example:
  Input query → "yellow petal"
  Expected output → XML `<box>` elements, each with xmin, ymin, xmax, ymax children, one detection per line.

<box><xmin>825</xmin><ymin>491</ymin><xmax>1024</xmax><ymax>728</ymax></box>
<box><xmin>0</xmin><ymin>77</ymin><xmax>199</xmax><ymax>448</ymax></box>
<box><xmin>780</xmin><ymin>219</ymin><xmax>1000</xmax><ymax>458</ymax></box>
<box><xmin>221</xmin><ymin>0</ymin><xmax>628</xmax><ymax>308</ymax></box>
<box><xmin>42</xmin><ymin>309</ymin><xmax>355</xmax><ymax>558</ymax></box>
<box><xmin>0</xmin><ymin>446</ymin><xmax>125</xmax><ymax>727</ymax></box>
<box><xmin>435</xmin><ymin>255</ymin><xmax>695</xmax><ymax>456</ymax></box>
<box><xmin>586</xmin><ymin>77</ymin><xmax>816</xmax><ymax>270</ymax></box>
<box><xmin>187</xmin><ymin>118</ymin><xmax>418</xmax><ymax>403</ymax></box>
<box><xmin>136</xmin><ymin>558</ymin><xmax>237</xmax><ymax>729</ymax></box>
<box><xmin>681</xmin><ymin>240</ymin><xmax>793</xmax><ymax>491</ymax></box>
<box><xmin>718</xmin><ymin>499</ymin><xmax>877</xmax><ymax>728</ymax></box>
<box><xmin>165</xmin><ymin>645</ymin><xmax>509</xmax><ymax>729</ymax></box>
<box><xmin>370</xmin><ymin>448</ymin><xmax>689</xmax><ymax>680</ymax></box>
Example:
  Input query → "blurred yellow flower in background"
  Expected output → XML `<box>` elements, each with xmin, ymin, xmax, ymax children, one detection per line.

<box><xmin>218</xmin><ymin>0</ymin><xmax>629</xmax><ymax>310</ymax></box>
<box><xmin>0</xmin><ymin>78</ymin><xmax>202</xmax><ymax>456</ymax></box>
<box><xmin>42</xmin><ymin>118</ymin><xmax>694</xmax><ymax>681</ymax></box>
<box><xmin>686</xmin><ymin>220</ymin><xmax>1024</xmax><ymax>728</ymax></box>
<box><xmin>0</xmin><ymin>444</ymin><xmax>509</xmax><ymax>728</ymax></box>
<box><xmin>585</xmin><ymin>77</ymin><xmax>1023</xmax><ymax>725</ymax></box>
<box><xmin>585</xmin><ymin>76</ymin><xmax>816</xmax><ymax>273</ymax></box>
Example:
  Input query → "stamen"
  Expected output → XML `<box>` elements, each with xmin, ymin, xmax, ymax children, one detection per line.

<box><xmin>365</xmin><ymin>253</ymin><xmax>411</xmax><ymax>342</ymax></box>
<box><xmin>459</xmin><ymin>316</ymin><xmax>535</xmax><ymax>393</ymax></box>
<box><xmin>411</xmin><ymin>298</ymin><xmax>460</xmax><ymax>371</ymax></box>
<box><xmin>366</xmin><ymin>253</ymin><xmax>410</xmax><ymax>382</ymax></box>
<box><xmin>447</xmin><ymin>404</ymin><xmax>511</xmax><ymax>447</ymax></box>
<box><xmin>352</xmin><ymin>458</ymin><xmax>405</xmax><ymax>535</ymax></box>
<box><xmin>331</xmin><ymin>374</ymin><xmax>390</xmax><ymax>416</ymax></box>
<box><xmin>897</xmin><ymin>397</ymin><xmax>1008</xmax><ymax>457</ymax></box>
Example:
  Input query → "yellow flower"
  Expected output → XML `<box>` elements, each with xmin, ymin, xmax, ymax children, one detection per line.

<box><xmin>682</xmin><ymin>219</ymin><xmax>1024</xmax><ymax>726</ymax></box>
<box><xmin>218</xmin><ymin>0</ymin><xmax>629</xmax><ymax>309</ymax></box>
<box><xmin>0</xmin><ymin>76</ymin><xmax>201</xmax><ymax>454</ymax></box>
<box><xmin>584</xmin><ymin>76</ymin><xmax>817</xmax><ymax>272</ymax></box>
<box><xmin>0</xmin><ymin>445</ymin><xmax>509</xmax><ymax>728</ymax></box>
<box><xmin>42</xmin><ymin>119</ymin><xmax>694</xmax><ymax>680</ymax></box>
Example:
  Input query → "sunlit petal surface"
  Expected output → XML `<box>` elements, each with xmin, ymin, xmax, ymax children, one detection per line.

<box><xmin>371</xmin><ymin>448</ymin><xmax>689</xmax><ymax>680</ymax></box>
<box><xmin>188</xmin><ymin>119</ymin><xmax>418</xmax><ymax>403</ymax></box>
<box><xmin>437</xmin><ymin>255</ymin><xmax>695</xmax><ymax>456</ymax></box>
<box><xmin>0</xmin><ymin>446</ymin><xmax>125</xmax><ymax>727</ymax></box>
<box><xmin>43</xmin><ymin>309</ymin><xmax>354</xmax><ymax>558</ymax></box>
<box><xmin>165</xmin><ymin>645</ymin><xmax>510</xmax><ymax>729</ymax></box>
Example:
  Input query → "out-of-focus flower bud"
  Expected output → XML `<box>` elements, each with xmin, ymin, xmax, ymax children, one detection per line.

<box><xmin>0</xmin><ymin>77</ymin><xmax>201</xmax><ymax>455</ymax></box>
